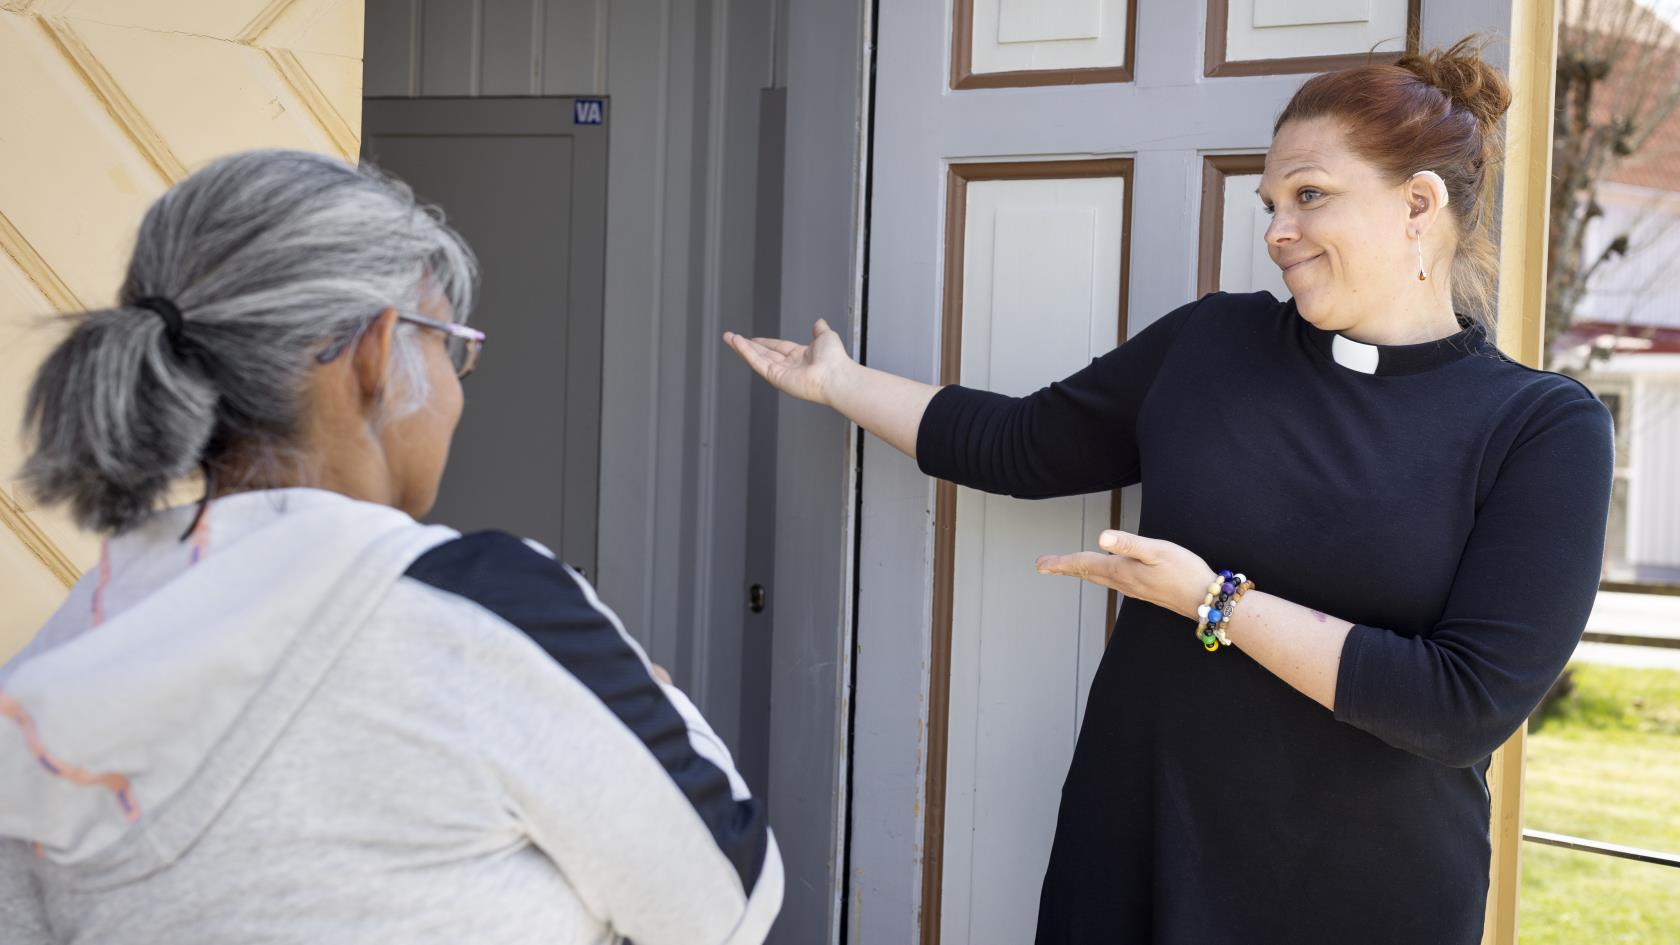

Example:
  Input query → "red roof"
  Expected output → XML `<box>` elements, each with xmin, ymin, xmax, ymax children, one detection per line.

<box><xmin>1554</xmin><ymin>319</ymin><xmax>1680</xmax><ymax>354</ymax></box>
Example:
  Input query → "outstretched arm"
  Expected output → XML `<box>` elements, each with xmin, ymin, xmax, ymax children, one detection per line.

<box><xmin>724</xmin><ymin>319</ymin><xmax>938</xmax><ymax>458</ymax></box>
<box><xmin>1036</xmin><ymin>530</ymin><xmax>1356</xmax><ymax>699</ymax></box>
<box><xmin>726</xmin><ymin>299</ymin><xmax>1199</xmax><ymax>499</ymax></box>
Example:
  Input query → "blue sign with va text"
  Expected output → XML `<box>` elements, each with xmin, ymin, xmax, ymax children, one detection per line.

<box><xmin>574</xmin><ymin>99</ymin><xmax>604</xmax><ymax>125</ymax></box>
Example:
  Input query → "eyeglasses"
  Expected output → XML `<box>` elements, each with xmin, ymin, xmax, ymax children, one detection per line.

<box><xmin>316</xmin><ymin>312</ymin><xmax>486</xmax><ymax>379</ymax></box>
<box><xmin>400</xmin><ymin>313</ymin><xmax>485</xmax><ymax>378</ymax></box>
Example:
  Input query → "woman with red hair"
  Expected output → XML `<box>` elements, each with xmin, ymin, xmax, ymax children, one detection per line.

<box><xmin>728</xmin><ymin>38</ymin><xmax>1611</xmax><ymax>944</ymax></box>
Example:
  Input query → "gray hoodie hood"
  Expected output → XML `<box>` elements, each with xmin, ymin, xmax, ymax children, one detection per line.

<box><xmin>0</xmin><ymin>489</ymin><xmax>454</xmax><ymax>882</ymax></box>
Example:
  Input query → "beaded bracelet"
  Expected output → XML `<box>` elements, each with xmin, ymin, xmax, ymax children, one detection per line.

<box><xmin>1215</xmin><ymin>581</ymin><xmax>1254</xmax><ymax>647</ymax></box>
<box><xmin>1195</xmin><ymin>570</ymin><xmax>1254</xmax><ymax>652</ymax></box>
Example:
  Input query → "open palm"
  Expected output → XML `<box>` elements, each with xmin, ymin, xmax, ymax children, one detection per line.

<box><xmin>722</xmin><ymin>318</ymin><xmax>852</xmax><ymax>405</ymax></box>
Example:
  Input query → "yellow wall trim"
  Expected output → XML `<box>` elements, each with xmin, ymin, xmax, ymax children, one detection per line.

<box><xmin>1483</xmin><ymin>1</ymin><xmax>1562</xmax><ymax>943</ymax></box>
<box><xmin>0</xmin><ymin>209</ymin><xmax>82</xmax><ymax>312</ymax></box>
<box><xmin>1495</xmin><ymin>1</ymin><xmax>1559</xmax><ymax>368</ymax></box>
<box><xmin>265</xmin><ymin>48</ymin><xmax>358</xmax><ymax>158</ymax></box>
<box><xmin>38</xmin><ymin>16</ymin><xmax>187</xmax><ymax>185</ymax></box>
<box><xmin>0</xmin><ymin>487</ymin><xmax>79</xmax><ymax>588</ymax></box>
<box><xmin>238</xmin><ymin>0</ymin><xmax>302</xmax><ymax>45</ymax></box>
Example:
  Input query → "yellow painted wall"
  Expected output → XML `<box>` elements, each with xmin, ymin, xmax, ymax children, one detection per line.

<box><xmin>0</xmin><ymin>0</ymin><xmax>364</xmax><ymax>660</ymax></box>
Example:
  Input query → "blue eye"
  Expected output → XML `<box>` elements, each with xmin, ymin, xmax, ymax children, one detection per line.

<box><xmin>1260</xmin><ymin>188</ymin><xmax>1323</xmax><ymax>214</ymax></box>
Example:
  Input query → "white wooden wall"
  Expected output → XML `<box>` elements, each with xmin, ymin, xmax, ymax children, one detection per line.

<box><xmin>1578</xmin><ymin>182</ymin><xmax>1680</xmax><ymax>330</ymax></box>
<box><xmin>1578</xmin><ymin>184</ymin><xmax>1680</xmax><ymax>577</ymax></box>
<box><xmin>1629</xmin><ymin>373</ymin><xmax>1680</xmax><ymax>573</ymax></box>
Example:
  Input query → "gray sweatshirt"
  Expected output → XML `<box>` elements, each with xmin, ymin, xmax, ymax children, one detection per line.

<box><xmin>0</xmin><ymin>488</ymin><xmax>781</xmax><ymax>944</ymax></box>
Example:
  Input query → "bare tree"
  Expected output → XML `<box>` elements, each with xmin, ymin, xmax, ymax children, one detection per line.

<box><xmin>1547</xmin><ymin>0</ymin><xmax>1680</xmax><ymax>365</ymax></box>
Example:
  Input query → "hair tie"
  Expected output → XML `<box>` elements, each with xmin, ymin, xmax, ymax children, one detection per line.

<box><xmin>133</xmin><ymin>296</ymin><xmax>187</xmax><ymax>350</ymax></box>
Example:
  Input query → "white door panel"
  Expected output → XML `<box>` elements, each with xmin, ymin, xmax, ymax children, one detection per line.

<box><xmin>1253</xmin><ymin>0</ymin><xmax>1376</xmax><ymax>29</ymax></box>
<box><xmin>941</xmin><ymin>174</ymin><xmax>1124</xmax><ymax>944</ymax></box>
<box><xmin>1226</xmin><ymin>0</ymin><xmax>1409</xmax><ymax>62</ymax></box>
<box><xmin>1221</xmin><ymin>172</ymin><xmax>1292</xmax><ymax>298</ymax></box>
<box><xmin>971</xmin><ymin>0</ymin><xmax>1129</xmax><ymax>73</ymax></box>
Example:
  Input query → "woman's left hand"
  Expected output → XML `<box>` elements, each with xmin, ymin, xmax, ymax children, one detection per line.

<box><xmin>1036</xmin><ymin>530</ymin><xmax>1217</xmax><ymax>621</ymax></box>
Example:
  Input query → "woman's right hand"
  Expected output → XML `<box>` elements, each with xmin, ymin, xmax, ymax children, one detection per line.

<box><xmin>722</xmin><ymin>319</ymin><xmax>853</xmax><ymax>406</ymax></box>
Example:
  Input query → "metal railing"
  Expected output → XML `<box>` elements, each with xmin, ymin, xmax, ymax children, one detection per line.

<box><xmin>1579</xmin><ymin>630</ymin><xmax>1680</xmax><ymax>650</ymax></box>
<box><xmin>1523</xmin><ymin>829</ymin><xmax>1680</xmax><ymax>869</ymax></box>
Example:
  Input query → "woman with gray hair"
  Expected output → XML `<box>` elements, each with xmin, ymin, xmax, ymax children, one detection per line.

<box><xmin>0</xmin><ymin>149</ymin><xmax>781</xmax><ymax>944</ymax></box>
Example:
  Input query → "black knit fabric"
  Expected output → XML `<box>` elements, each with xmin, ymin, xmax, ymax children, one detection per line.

<box><xmin>916</xmin><ymin>291</ymin><xmax>1614</xmax><ymax>945</ymax></box>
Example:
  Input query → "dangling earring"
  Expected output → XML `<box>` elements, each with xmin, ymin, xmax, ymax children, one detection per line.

<box><xmin>1408</xmin><ymin>171</ymin><xmax>1447</xmax><ymax>282</ymax></box>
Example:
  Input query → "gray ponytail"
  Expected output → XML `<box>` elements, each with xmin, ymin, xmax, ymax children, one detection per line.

<box><xmin>21</xmin><ymin>149</ymin><xmax>478</xmax><ymax>534</ymax></box>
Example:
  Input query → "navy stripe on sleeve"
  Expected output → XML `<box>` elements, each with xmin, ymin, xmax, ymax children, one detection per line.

<box><xmin>405</xmin><ymin>531</ymin><xmax>768</xmax><ymax>892</ymax></box>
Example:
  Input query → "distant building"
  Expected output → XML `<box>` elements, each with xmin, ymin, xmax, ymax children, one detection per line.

<box><xmin>1552</xmin><ymin>12</ymin><xmax>1680</xmax><ymax>584</ymax></box>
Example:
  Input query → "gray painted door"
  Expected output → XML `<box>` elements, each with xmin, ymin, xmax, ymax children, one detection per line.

<box><xmin>362</xmin><ymin>97</ymin><xmax>608</xmax><ymax>575</ymax></box>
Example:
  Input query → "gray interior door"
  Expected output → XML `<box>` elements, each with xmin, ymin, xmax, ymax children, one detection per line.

<box><xmin>362</xmin><ymin>97</ymin><xmax>607</xmax><ymax>574</ymax></box>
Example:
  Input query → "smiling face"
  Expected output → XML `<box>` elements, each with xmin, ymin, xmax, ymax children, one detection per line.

<box><xmin>1258</xmin><ymin>117</ymin><xmax>1431</xmax><ymax>335</ymax></box>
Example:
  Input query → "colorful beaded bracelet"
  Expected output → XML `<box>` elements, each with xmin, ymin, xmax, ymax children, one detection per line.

<box><xmin>1195</xmin><ymin>570</ymin><xmax>1255</xmax><ymax>652</ymax></box>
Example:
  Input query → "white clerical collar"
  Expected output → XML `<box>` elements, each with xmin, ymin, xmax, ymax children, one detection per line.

<box><xmin>1331</xmin><ymin>334</ymin><xmax>1380</xmax><ymax>374</ymax></box>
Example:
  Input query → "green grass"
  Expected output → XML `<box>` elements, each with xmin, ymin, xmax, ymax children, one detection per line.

<box><xmin>1519</xmin><ymin>664</ymin><xmax>1680</xmax><ymax>945</ymax></box>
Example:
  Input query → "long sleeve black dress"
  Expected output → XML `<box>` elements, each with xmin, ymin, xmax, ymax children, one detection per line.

<box><xmin>914</xmin><ymin>291</ymin><xmax>1614</xmax><ymax>945</ymax></box>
